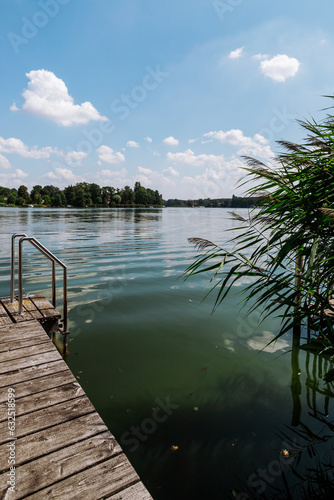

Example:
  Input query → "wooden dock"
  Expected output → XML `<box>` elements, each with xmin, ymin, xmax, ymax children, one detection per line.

<box><xmin>0</xmin><ymin>295</ymin><xmax>152</xmax><ymax>499</ymax></box>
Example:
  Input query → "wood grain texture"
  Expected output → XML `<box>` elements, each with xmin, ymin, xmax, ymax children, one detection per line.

<box><xmin>0</xmin><ymin>305</ymin><xmax>152</xmax><ymax>499</ymax></box>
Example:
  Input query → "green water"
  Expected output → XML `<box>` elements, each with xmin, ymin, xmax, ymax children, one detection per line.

<box><xmin>1</xmin><ymin>207</ymin><xmax>333</xmax><ymax>499</ymax></box>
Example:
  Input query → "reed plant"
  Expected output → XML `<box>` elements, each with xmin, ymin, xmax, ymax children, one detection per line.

<box><xmin>185</xmin><ymin>99</ymin><xmax>334</xmax><ymax>345</ymax></box>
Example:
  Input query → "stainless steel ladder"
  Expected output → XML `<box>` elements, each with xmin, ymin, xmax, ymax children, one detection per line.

<box><xmin>10</xmin><ymin>233</ymin><xmax>69</xmax><ymax>335</ymax></box>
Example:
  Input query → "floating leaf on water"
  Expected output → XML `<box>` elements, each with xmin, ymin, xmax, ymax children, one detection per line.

<box><xmin>171</xmin><ymin>445</ymin><xmax>179</xmax><ymax>451</ymax></box>
<box><xmin>194</xmin><ymin>407</ymin><xmax>199</xmax><ymax>411</ymax></box>
<box><xmin>281</xmin><ymin>449</ymin><xmax>290</xmax><ymax>458</ymax></box>
<box><xmin>201</xmin><ymin>367</ymin><xmax>207</xmax><ymax>372</ymax></box>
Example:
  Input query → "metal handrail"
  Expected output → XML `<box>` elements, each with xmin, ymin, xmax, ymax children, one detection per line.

<box><xmin>11</xmin><ymin>234</ymin><xmax>68</xmax><ymax>333</ymax></box>
<box><xmin>11</xmin><ymin>233</ymin><xmax>27</xmax><ymax>302</ymax></box>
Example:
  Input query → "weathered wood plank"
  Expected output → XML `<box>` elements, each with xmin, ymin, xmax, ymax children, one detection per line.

<box><xmin>30</xmin><ymin>294</ymin><xmax>55</xmax><ymax>310</ymax></box>
<box><xmin>0</xmin><ymin>432</ymin><xmax>121</xmax><ymax>498</ymax></box>
<box><xmin>0</xmin><ymin>381</ymin><xmax>84</xmax><ymax>422</ymax></box>
<box><xmin>0</xmin><ymin>350</ymin><xmax>63</xmax><ymax>376</ymax></box>
<box><xmin>0</xmin><ymin>321</ymin><xmax>47</xmax><ymax>344</ymax></box>
<box><xmin>0</xmin><ymin>396</ymin><xmax>95</xmax><ymax>443</ymax></box>
<box><xmin>106</xmin><ymin>482</ymin><xmax>153</xmax><ymax>499</ymax></box>
<box><xmin>0</xmin><ymin>413</ymin><xmax>112</xmax><ymax>470</ymax></box>
<box><xmin>38</xmin><ymin>307</ymin><xmax>61</xmax><ymax>319</ymax></box>
<box><xmin>0</xmin><ymin>303</ymin><xmax>8</xmax><ymax>316</ymax></box>
<box><xmin>23</xmin><ymin>453</ymin><xmax>141</xmax><ymax>500</ymax></box>
<box><xmin>22</xmin><ymin>298</ymin><xmax>43</xmax><ymax>319</ymax></box>
<box><xmin>0</xmin><ymin>369</ymin><xmax>75</xmax><ymax>404</ymax></box>
<box><xmin>0</xmin><ymin>299</ymin><xmax>33</xmax><ymax>322</ymax></box>
<box><xmin>0</xmin><ymin>342</ymin><xmax>55</xmax><ymax>364</ymax></box>
<box><xmin>0</xmin><ymin>336</ymin><xmax>50</xmax><ymax>354</ymax></box>
<box><xmin>0</xmin><ymin>316</ymin><xmax>12</xmax><ymax>326</ymax></box>
<box><xmin>0</xmin><ymin>359</ymin><xmax>66</xmax><ymax>389</ymax></box>
<box><xmin>0</xmin><ymin>298</ymin><xmax>152</xmax><ymax>499</ymax></box>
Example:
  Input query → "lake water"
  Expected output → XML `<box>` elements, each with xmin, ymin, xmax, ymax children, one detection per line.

<box><xmin>0</xmin><ymin>207</ymin><xmax>333</xmax><ymax>499</ymax></box>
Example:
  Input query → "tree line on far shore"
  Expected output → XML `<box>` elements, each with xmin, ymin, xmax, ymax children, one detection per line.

<box><xmin>0</xmin><ymin>182</ymin><xmax>163</xmax><ymax>208</ymax></box>
<box><xmin>165</xmin><ymin>195</ymin><xmax>265</xmax><ymax>208</ymax></box>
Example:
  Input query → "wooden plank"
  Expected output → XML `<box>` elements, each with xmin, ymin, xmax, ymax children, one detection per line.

<box><xmin>0</xmin><ymin>381</ymin><xmax>84</xmax><ymax>422</ymax></box>
<box><xmin>22</xmin><ymin>298</ymin><xmax>43</xmax><ymax>319</ymax></box>
<box><xmin>0</xmin><ymin>359</ymin><xmax>66</xmax><ymax>389</ymax></box>
<box><xmin>38</xmin><ymin>308</ymin><xmax>61</xmax><ymax>319</ymax></box>
<box><xmin>0</xmin><ymin>350</ymin><xmax>62</xmax><ymax>376</ymax></box>
<box><xmin>0</xmin><ymin>342</ymin><xmax>55</xmax><ymax>365</ymax></box>
<box><xmin>106</xmin><ymin>482</ymin><xmax>153</xmax><ymax>499</ymax></box>
<box><xmin>0</xmin><ymin>321</ymin><xmax>47</xmax><ymax>344</ymax></box>
<box><xmin>0</xmin><ymin>336</ymin><xmax>50</xmax><ymax>354</ymax></box>
<box><xmin>30</xmin><ymin>295</ymin><xmax>55</xmax><ymax>310</ymax></box>
<box><xmin>0</xmin><ymin>299</ymin><xmax>33</xmax><ymax>322</ymax></box>
<box><xmin>0</xmin><ymin>303</ymin><xmax>8</xmax><ymax>316</ymax></box>
<box><xmin>23</xmin><ymin>453</ymin><xmax>141</xmax><ymax>500</ymax></box>
<box><xmin>0</xmin><ymin>431</ymin><xmax>121</xmax><ymax>498</ymax></box>
<box><xmin>0</xmin><ymin>413</ymin><xmax>112</xmax><ymax>470</ymax></box>
<box><xmin>0</xmin><ymin>396</ymin><xmax>95</xmax><ymax>443</ymax></box>
<box><xmin>0</xmin><ymin>316</ymin><xmax>12</xmax><ymax>326</ymax></box>
<box><xmin>0</xmin><ymin>370</ymin><xmax>77</xmax><ymax>404</ymax></box>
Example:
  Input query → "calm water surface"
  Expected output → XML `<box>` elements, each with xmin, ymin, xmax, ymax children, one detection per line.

<box><xmin>0</xmin><ymin>207</ymin><xmax>333</xmax><ymax>499</ymax></box>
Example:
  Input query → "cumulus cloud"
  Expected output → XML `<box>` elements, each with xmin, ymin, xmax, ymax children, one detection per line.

<box><xmin>188</xmin><ymin>138</ymin><xmax>198</xmax><ymax>144</ymax></box>
<box><xmin>144</xmin><ymin>137</ymin><xmax>152</xmax><ymax>143</ymax></box>
<box><xmin>260</xmin><ymin>54</ymin><xmax>300</xmax><ymax>82</ymax></box>
<box><xmin>163</xmin><ymin>136</ymin><xmax>179</xmax><ymax>146</ymax></box>
<box><xmin>12</xmin><ymin>70</ymin><xmax>108</xmax><ymax>126</ymax></box>
<box><xmin>0</xmin><ymin>154</ymin><xmax>12</xmax><ymax>169</ymax></box>
<box><xmin>96</xmin><ymin>145</ymin><xmax>125</xmax><ymax>164</ymax></box>
<box><xmin>228</xmin><ymin>46</ymin><xmax>244</xmax><ymax>59</ymax></box>
<box><xmin>59</xmin><ymin>151</ymin><xmax>87</xmax><ymax>166</ymax></box>
<box><xmin>126</xmin><ymin>140</ymin><xmax>140</xmax><ymax>148</ymax></box>
<box><xmin>203</xmin><ymin>129</ymin><xmax>274</xmax><ymax>159</ymax></box>
<box><xmin>0</xmin><ymin>136</ymin><xmax>57</xmax><ymax>159</ymax></box>
<box><xmin>163</xmin><ymin>166</ymin><xmax>180</xmax><ymax>177</ymax></box>
<box><xmin>0</xmin><ymin>168</ymin><xmax>28</xmax><ymax>186</ymax></box>
<box><xmin>138</xmin><ymin>166</ymin><xmax>153</xmax><ymax>175</ymax></box>
<box><xmin>167</xmin><ymin>149</ymin><xmax>227</xmax><ymax>168</ymax></box>
<box><xmin>44</xmin><ymin>167</ymin><xmax>83</xmax><ymax>184</ymax></box>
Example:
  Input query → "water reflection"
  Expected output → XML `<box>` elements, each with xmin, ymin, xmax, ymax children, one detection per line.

<box><xmin>1</xmin><ymin>208</ymin><xmax>334</xmax><ymax>499</ymax></box>
<box><xmin>233</xmin><ymin>339</ymin><xmax>334</xmax><ymax>500</ymax></box>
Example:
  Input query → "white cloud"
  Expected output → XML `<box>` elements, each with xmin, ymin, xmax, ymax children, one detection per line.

<box><xmin>163</xmin><ymin>136</ymin><xmax>179</xmax><ymax>146</ymax></box>
<box><xmin>188</xmin><ymin>138</ymin><xmax>198</xmax><ymax>144</ymax></box>
<box><xmin>163</xmin><ymin>166</ymin><xmax>180</xmax><ymax>177</ymax></box>
<box><xmin>60</xmin><ymin>151</ymin><xmax>87</xmax><ymax>166</ymax></box>
<box><xmin>203</xmin><ymin>129</ymin><xmax>274</xmax><ymax>159</ymax></box>
<box><xmin>44</xmin><ymin>167</ymin><xmax>83</xmax><ymax>184</ymax></box>
<box><xmin>96</xmin><ymin>145</ymin><xmax>125</xmax><ymax>164</ymax></box>
<box><xmin>0</xmin><ymin>136</ymin><xmax>57</xmax><ymax>159</ymax></box>
<box><xmin>167</xmin><ymin>149</ymin><xmax>227</xmax><ymax>168</ymax></box>
<box><xmin>0</xmin><ymin>154</ymin><xmax>12</xmax><ymax>169</ymax></box>
<box><xmin>144</xmin><ymin>137</ymin><xmax>152</xmax><ymax>143</ymax></box>
<box><xmin>228</xmin><ymin>46</ymin><xmax>244</xmax><ymax>59</ymax></box>
<box><xmin>252</xmin><ymin>53</ymin><xmax>269</xmax><ymax>60</ymax></box>
<box><xmin>138</xmin><ymin>166</ymin><xmax>153</xmax><ymax>175</ymax></box>
<box><xmin>0</xmin><ymin>168</ymin><xmax>28</xmax><ymax>186</ymax></box>
<box><xmin>126</xmin><ymin>140</ymin><xmax>140</xmax><ymax>148</ymax></box>
<box><xmin>260</xmin><ymin>54</ymin><xmax>300</xmax><ymax>82</ymax></box>
<box><xmin>12</xmin><ymin>70</ymin><xmax>108</xmax><ymax>126</ymax></box>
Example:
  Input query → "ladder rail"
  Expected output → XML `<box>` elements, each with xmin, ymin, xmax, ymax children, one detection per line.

<box><xmin>11</xmin><ymin>234</ymin><xmax>68</xmax><ymax>333</ymax></box>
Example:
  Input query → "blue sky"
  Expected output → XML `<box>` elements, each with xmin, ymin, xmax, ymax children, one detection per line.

<box><xmin>0</xmin><ymin>0</ymin><xmax>334</xmax><ymax>199</ymax></box>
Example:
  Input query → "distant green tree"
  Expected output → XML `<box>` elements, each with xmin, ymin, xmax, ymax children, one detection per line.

<box><xmin>134</xmin><ymin>182</ymin><xmax>148</xmax><ymax>205</ymax></box>
<box><xmin>18</xmin><ymin>185</ymin><xmax>30</xmax><ymax>201</ymax></box>
<box><xmin>89</xmin><ymin>183</ymin><xmax>101</xmax><ymax>204</ymax></box>
<box><xmin>121</xmin><ymin>185</ymin><xmax>135</xmax><ymax>204</ymax></box>
<box><xmin>43</xmin><ymin>195</ymin><xmax>51</xmax><ymax>206</ymax></box>
<box><xmin>64</xmin><ymin>185</ymin><xmax>75</xmax><ymax>206</ymax></box>
<box><xmin>113</xmin><ymin>194</ymin><xmax>122</xmax><ymax>204</ymax></box>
